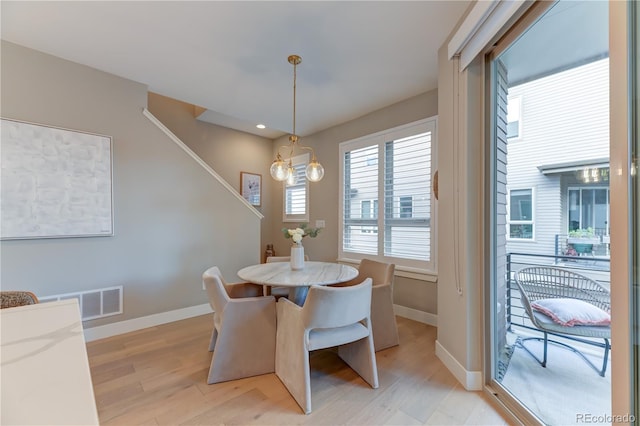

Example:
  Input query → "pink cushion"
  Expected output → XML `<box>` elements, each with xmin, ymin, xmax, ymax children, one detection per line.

<box><xmin>531</xmin><ymin>298</ymin><xmax>610</xmax><ymax>327</ymax></box>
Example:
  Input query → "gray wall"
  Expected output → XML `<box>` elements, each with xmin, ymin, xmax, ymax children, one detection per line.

<box><xmin>147</xmin><ymin>93</ymin><xmax>274</xmax><ymax>252</ymax></box>
<box><xmin>269</xmin><ymin>91</ymin><xmax>439</xmax><ymax>314</ymax></box>
<box><xmin>1</xmin><ymin>40</ymin><xmax>441</xmax><ymax>327</ymax></box>
<box><xmin>0</xmin><ymin>41</ymin><xmax>261</xmax><ymax>328</ymax></box>
<box><xmin>436</xmin><ymin>45</ymin><xmax>484</xmax><ymax>372</ymax></box>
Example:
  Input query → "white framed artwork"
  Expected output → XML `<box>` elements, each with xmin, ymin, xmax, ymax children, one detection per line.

<box><xmin>240</xmin><ymin>172</ymin><xmax>261</xmax><ymax>207</ymax></box>
<box><xmin>1</xmin><ymin>118</ymin><xmax>113</xmax><ymax>239</ymax></box>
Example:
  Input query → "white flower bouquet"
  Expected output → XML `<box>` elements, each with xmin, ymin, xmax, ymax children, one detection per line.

<box><xmin>282</xmin><ymin>223</ymin><xmax>321</xmax><ymax>246</ymax></box>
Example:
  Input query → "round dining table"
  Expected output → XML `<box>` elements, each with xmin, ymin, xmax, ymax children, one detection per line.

<box><xmin>237</xmin><ymin>261</ymin><xmax>358</xmax><ymax>305</ymax></box>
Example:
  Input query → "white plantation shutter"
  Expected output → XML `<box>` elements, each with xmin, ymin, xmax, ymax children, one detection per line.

<box><xmin>340</xmin><ymin>118</ymin><xmax>436</xmax><ymax>271</ymax></box>
<box><xmin>343</xmin><ymin>144</ymin><xmax>379</xmax><ymax>254</ymax></box>
<box><xmin>383</xmin><ymin>132</ymin><xmax>431</xmax><ymax>260</ymax></box>
<box><xmin>284</xmin><ymin>154</ymin><xmax>309</xmax><ymax>222</ymax></box>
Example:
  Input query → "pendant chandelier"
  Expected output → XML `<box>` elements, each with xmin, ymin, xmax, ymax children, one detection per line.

<box><xmin>270</xmin><ymin>55</ymin><xmax>324</xmax><ymax>183</ymax></box>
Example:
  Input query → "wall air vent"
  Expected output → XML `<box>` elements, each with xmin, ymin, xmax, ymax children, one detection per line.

<box><xmin>38</xmin><ymin>286</ymin><xmax>123</xmax><ymax>321</ymax></box>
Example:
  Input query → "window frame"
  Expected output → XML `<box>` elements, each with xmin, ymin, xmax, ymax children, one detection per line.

<box><xmin>567</xmin><ymin>185</ymin><xmax>610</xmax><ymax>235</ymax></box>
<box><xmin>506</xmin><ymin>187</ymin><xmax>535</xmax><ymax>241</ymax></box>
<box><xmin>506</xmin><ymin>95</ymin><xmax>522</xmax><ymax>141</ymax></box>
<box><xmin>283</xmin><ymin>153</ymin><xmax>309</xmax><ymax>223</ymax></box>
<box><xmin>338</xmin><ymin>117</ymin><xmax>437</xmax><ymax>275</ymax></box>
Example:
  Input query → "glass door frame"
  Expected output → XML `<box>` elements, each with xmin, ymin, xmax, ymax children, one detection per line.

<box><xmin>630</xmin><ymin>0</ymin><xmax>639</xmax><ymax>420</ymax></box>
<box><xmin>483</xmin><ymin>3</ymin><xmax>556</xmax><ymax>424</ymax></box>
<box><xmin>610</xmin><ymin>0</ymin><xmax>634</xmax><ymax>420</ymax></box>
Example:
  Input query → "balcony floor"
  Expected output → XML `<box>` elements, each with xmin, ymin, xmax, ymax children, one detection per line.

<box><xmin>500</xmin><ymin>330</ymin><xmax>611</xmax><ymax>425</ymax></box>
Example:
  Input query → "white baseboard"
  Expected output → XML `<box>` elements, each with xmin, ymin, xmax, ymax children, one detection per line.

<box><xmin>393</xmin><ymin>304</ymin><xmax>438</xmax><ymax>327</ymax></box>
<box><xmin>83</xmin><ymin>303</ymin><xmax>213</xmax><ymax>342</ymax></box>
<box><xmin>83</xmin><ymin>302</ymin><xmax>436</xmax><ymax>343</ymax></box>
<box><xmin>435</xmin><ymin>340</ymin><xmax>483</xmax><ymax>391</ymax></box>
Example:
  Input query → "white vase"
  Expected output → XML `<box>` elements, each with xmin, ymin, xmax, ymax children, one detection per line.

<box><xmin>290</xmin><ymin>245</ymin><xmax>305</xmax><ymax>270</ymax></box>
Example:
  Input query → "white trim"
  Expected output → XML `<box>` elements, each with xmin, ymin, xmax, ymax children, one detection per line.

<box><xmin>448</xmin><ymin>0</ymin><xmax>527</xmax><ymax>70</ymax></box>
<box><xmin>447</xmin><ymin>1</ymin><xmax>499</xmax><ymax>59</ymax></box>
<box><xmin>506</xmin><ymin>187</ymin><xmax>535</xmax><ymax>241</ymax></box>
<box><xmin>83</xmin><ymin>301</ymin><xmax>436</xmax><ymax>343</ymax></box>
<box><xmin>142</xmin><ymin>108</ymin><xmax>263</xmax><ymax>219</ymax></box>
<box><xmin>338</xmin><ymin>257</ymin><xmax>438</xmax><ymax>283</ymax></box>
<box><xmin>506</xmin><ymin>94</ymin><xmax>523</xmax><ymax>141</ymax></box>
<box><xmin>435</xmin><ymin>340</ymin><xmax>483</xmax><ymax>391</ymax></box>
<box><xmin>393</xmin><ymin>304</ymin><xmax>437</xmax><ymax>327</ymax></box>
<box><xmin>338</xmin><ymin>117</ymin><xmax>437</xmax><ymax>272</ymax></box>
<box><xmin>395</xmin><ymin>269</ymin><xmax>438</xmax><ymax>283</ymax></box>
<box><xmin>83</xmin><ymin>303</ymin><xmax>213</xmax><ymax>342</ymax></box>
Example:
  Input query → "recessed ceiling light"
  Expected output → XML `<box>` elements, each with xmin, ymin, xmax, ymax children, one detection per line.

<box><xmin>256</xmin><ymin>124</ymin><xmax>266</xmax><ymax>129</ymax></box>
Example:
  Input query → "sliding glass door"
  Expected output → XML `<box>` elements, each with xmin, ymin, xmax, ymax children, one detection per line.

<box><xmin>485</xmin><ymin>0</ymin><xmax>636</xmax><ymax>423</ymax></box>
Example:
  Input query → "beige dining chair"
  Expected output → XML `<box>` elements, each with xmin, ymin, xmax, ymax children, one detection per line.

<box><xmin>203</xmin><ymin>266</ymin><xmax>276</xmax><ymax>384</ymax></box>
<box><xmin>265</xmin><ymin>255</ymin><xmax>309</xmax><ymax>298</ymax></box>
<box><xmin>333</xmin><ymin>259</ymin><xmax>399</xmax><ymax>351</ymax></box>
<box><xmin>275</xmin><ymin>278</ymin><xmax>378</xmax><ymax>414</ymax></box>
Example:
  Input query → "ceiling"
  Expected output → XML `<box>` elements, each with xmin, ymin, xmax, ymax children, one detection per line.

<box><xmin>1</xmin><ymin>1</ymin><xmax>471</xmax><ymax>139</ymax></box>
<box><xmin>500</xmin><ymin>0</ymin><xmax>608</xmax><ymax>87</ymax></box>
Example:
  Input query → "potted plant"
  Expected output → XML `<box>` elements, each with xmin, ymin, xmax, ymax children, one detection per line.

<box><xmin>567</xmin><ymin>227</ymin><xmax>600</xmax><ymax>254</ymax></box>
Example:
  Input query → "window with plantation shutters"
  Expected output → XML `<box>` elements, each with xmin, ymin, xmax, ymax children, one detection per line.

<box><xmin>339</xmin><ymin>118</ymin><xmax>436</xmax><ymax>272</ymax></box>
<box><xmin>284</xmin><ymin>154</ymin><xmax>309</xmax><ymax>222</ymax></box>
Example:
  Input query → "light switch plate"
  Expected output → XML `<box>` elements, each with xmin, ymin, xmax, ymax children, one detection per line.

<box><xmin>315</xmin><ymin>220</ymin><xmax>326</xmax><ymax>228</ymax></box>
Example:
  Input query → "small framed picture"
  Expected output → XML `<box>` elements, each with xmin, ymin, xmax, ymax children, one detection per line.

<box><xmin>240</xmin><ymin>172</ymin><xmax>261</xmax><ymax>206</ymax></box>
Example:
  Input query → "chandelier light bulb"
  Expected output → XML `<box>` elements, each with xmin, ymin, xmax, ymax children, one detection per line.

<box><xmin>286</xmin><ymin>165</ymin><xmax>298</xmax><ymax>185</ymax></box>
<box><xmin>270</xmin><ymin>157</ymin><xmax>289</xmax><ymax>181</ymax></box>
<box><xmin>306</xmin><ymin>160</ymin><xmax>325</xmax><ymax>182</ymax></box>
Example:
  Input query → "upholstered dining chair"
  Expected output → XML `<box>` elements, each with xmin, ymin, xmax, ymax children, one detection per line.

<box><xmin>265</xmin><ymin>255</ymin><xmax>309</xmax><ymax>298</ymax></box>
<box><xmin>275</xmin><ymin>278</ymin><xmax>378</xmax><ymax>414</ymax></box>
<box><xmin>333</xmin><ymin>259</ymin><xmax>399</xmax><ymax>351</ymax></box>
<box><xmin>202</xmin><ymin>266</ymin><xmax>276</xmax><ymax>384</ymax></box>
<box><xmin>0</xmin><ymin>291</ymin><xmax>39</xmax><ymax>309</ymax></box>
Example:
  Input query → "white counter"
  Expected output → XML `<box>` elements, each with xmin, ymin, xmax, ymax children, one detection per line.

<box><xmin>1</xmin><ymin>299</ymin><xmax>99</xmax><ymax>425</ymax></box>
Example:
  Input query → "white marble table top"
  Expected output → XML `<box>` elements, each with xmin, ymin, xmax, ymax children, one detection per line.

<box><xmin>1</xmin><ymin>299</ymin><xmax>99</xmax><ymax>425</ymax></box>
<box><xmin>237</xmin><ymin>261</ymin><xmax>358</xmax><ymax>288</ymax></box>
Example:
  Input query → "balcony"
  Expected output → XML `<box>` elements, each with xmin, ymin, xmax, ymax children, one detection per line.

<box><xmin>499</xmin><ymin>252</ymin><xmax>611</xmax><ymax>425</ymax></box>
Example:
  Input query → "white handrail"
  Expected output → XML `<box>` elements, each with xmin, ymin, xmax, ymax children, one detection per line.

<box><xmin>142</xmin><ymin>108</ymin><xmax>264</xmax><ymax>219</ymax></box>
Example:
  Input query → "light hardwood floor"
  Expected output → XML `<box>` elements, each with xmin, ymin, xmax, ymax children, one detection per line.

<box><xmin>87</xmin><ymin>315</ymin><xmax>512</xmax><ymax>425</ymax></box>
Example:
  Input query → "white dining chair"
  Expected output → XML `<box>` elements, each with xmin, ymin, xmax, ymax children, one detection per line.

<box><xmin>203</xmin><ymin>266</ymin><xmax>276</xmax><ymax>384</ymax></box>
<box><xmin>275</xmin><ymin>278</ymin><xmax>378</xmax><ymax>414</ymax></box>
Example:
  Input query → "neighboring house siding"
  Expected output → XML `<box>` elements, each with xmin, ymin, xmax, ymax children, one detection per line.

<box><xmin>495</xmin><ymin>60</ymin><xmax>509</xmax><ymax>367</ymax></box>
<box><xmin>506</xmin><ymin>58</ymin><xmax>609</xmax><ymax>256</ymax></box>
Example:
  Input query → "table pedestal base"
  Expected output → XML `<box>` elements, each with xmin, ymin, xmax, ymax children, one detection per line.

<box><xmin>289</xmin><ymin>287</ymin><xmax>309</xmax><ymax>306</ymax></box>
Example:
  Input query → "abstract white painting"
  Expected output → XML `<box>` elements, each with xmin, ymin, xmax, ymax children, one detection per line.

<box><xmin>1</xmin><ymin>118</ymin><xmax>113</xmax><ymax>239</ymax></box>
